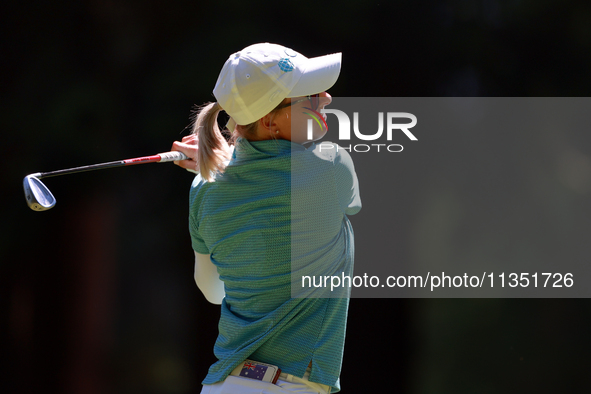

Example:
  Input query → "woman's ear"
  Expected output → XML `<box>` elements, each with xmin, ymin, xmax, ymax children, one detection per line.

<box><xmin>259</xmin><ymin>113</ymin><xmax>278</xmax><ymax>134</ymax></box>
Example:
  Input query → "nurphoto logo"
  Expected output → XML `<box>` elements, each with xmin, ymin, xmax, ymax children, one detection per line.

<box><xmin>311</xmin><ymin>109</ymin><xmax>418</xmax><ymax>153</ymax></box>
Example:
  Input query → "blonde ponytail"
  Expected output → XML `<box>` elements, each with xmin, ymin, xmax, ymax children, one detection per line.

<box><xmin>191</xmin><ymin>102</ymin><xmax>231</xmax><ymax>182</ymax></box>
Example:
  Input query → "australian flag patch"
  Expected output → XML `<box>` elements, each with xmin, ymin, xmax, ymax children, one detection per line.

<box><xmin>231</xmin><ymin>359</ymin><xmax>282</xmax><ymax>384</ymax></box>
<box><xmin>240</xmin><ymin>362</ymin><xmax>267</xmax><ymax>380</ymax></box>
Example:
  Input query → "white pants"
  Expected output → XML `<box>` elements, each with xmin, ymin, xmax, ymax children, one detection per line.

<box><xmin>200</xmin><ymin>368</ymin><xmax>331</xmax><ymax>394</ymax></box>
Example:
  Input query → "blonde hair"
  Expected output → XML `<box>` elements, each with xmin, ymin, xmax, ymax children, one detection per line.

<box><xmin>191</xmin><ymin>100</ymin><xmax>285</xmax><ymax>181</ymax></box>
<box><xmin>191</xmin><ymin>102</ymin><xmax>232</xmax><ymax>182</ymax></box>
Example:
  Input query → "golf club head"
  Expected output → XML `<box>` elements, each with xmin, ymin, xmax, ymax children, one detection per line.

<box><xmin>23</xmin><ymin>174</ymin><xmax>56</xmax><ymax>211</ymax></box>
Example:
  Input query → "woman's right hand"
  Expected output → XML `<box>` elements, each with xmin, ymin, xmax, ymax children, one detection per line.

<box><xmin>172</xmin><ymin>134</ymin><xmax>200</xmax><ymax>173</ymax></box>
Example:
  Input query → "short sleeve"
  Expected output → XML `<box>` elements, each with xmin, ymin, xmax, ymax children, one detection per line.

<box><xmin>189</xmin><ymin>214</ymin><xmax>209</xmax><ymax>254</ymax></box>
<box><xmin>333</xmin><ymin>146</ymin><xmax>362</xmax><ymax>215</ymax></box>
<box><xmin>189</xmin><ymin>174</ymin><xmax>211</xmax><ymax>254</ymax></box>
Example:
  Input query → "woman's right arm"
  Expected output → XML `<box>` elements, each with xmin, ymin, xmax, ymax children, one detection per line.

<box><xmin>334</xmin><ymin>148</ymin><xmax>362</xmax><ymax>215</ymax></box>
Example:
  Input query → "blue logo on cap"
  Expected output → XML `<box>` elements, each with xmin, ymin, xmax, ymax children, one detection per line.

<box><xmin>278</xmin><ymin>58</ymin><xmax>294</xmax><ymax>72</ymax></box>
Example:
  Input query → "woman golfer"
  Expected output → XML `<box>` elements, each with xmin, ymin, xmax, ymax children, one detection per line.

<box><xmin>172</xmin><ymin>43</ymin><xmax>361</xmax><ymax>394</ymax></box>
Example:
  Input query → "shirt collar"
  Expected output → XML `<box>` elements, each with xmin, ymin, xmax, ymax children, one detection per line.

<box><xmin>233</xmin><ymin>137</ymin><xmax>306</xmax><ymax>161</ymax></box>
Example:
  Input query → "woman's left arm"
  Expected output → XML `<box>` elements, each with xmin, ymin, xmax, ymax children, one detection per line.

<box><xmin>172</xmin><ymin>133</ymin><xmax>233</xmax><ymax>174</ymax></box>
<box><xmin>194</xmin><ymin>251</ymin><xmax>225</xmax><ymax>305</ymax></box>
<box><xmin>172</xmin><ymin>134</ymin><xmax>200</xmax><ymax>173</ymax></box>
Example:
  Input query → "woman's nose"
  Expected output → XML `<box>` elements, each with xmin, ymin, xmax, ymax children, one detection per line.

<box><xmin>319</xmin><ymin>91</ymin><xmax>332</xmax><ymax>106</ymax></box>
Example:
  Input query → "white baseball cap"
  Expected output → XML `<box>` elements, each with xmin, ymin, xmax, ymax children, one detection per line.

<box><xmin>213</xmin><ymin>43</ymin><xmax>342</xmax><ymax>126</ymax></box>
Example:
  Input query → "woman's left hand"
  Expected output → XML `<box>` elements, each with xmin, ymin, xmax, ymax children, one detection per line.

<box><xmin>172</xmin><ymin>134</ymin><xmax>199</xmax><ymax>173</ymax></box>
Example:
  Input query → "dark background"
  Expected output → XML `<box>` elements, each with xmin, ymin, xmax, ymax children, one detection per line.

<box><xmin>2</xmin><ymin>1</ymin><xmax>591</xmax><ymax>393</ymax></box>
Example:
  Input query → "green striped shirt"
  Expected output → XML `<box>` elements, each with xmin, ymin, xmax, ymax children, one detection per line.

<box><xmin>189</xmin><ymin>137</ymin><xmax>361</xmax><ymax>392</ymax></box>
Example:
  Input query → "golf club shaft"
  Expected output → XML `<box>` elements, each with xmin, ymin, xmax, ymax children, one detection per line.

<box><xmin>30</xmin><ymin>151</ymin><xmax>188</xmax><ymax>180</ymax></box>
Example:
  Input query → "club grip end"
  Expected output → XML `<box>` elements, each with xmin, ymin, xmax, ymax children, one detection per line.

<box><xmin>158</xmin><ymin>151</ymin><xmax>188</xmax><ymax>162</ymax></box>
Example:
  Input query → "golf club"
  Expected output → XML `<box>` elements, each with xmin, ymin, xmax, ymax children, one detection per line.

<box><xmin>23</xmin><ymin>151</ymin><xmax>189</xmax><ymax>211</ymax></box>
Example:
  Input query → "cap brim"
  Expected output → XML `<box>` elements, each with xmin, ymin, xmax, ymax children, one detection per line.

<box><xmin>288</xmin><ymin>53</ymin><xmax>342</xmax><ymax>97</ymax></box>
<box><xmin>225</xmin><ymin>117</ymin><xmax>237</xmax><ymax>133</ymax></box>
